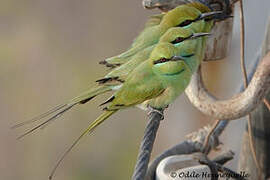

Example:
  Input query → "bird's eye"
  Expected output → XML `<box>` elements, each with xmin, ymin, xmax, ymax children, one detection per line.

<box><xmin>153</xmin><ymin>57</ymin><xmax>168</xmax><ymax>64</ymax></box>
<box><xmin>171</xmin><ymin>34</ymin><xmax>193</xmax><ymax>44</ymax></box>
<box><xmin>171</xmin><ymin>37</ymin><xmax>185</xmax><ymax>44</ymax></box>
<box><xmin>177</xmin><ymin>19</ymin><xmax>194</xmax><ymax>27</ymax></box>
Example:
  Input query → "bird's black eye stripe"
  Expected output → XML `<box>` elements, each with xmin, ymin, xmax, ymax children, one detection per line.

<box><xmin>171</xmin><ymin>34</ymin><xmax>193</xmax><ymax>44</ymax></box>
<box><xmin>154</xmin><ymin>54</ymin><xmax>195</xmax><ymax>65</ymax></box>
<box><xmin>177</xmin><ymin>13</ymin><xmax>206</xmax><ymax>27</ymax></box>
<box><xmin>153</xmin><ymin>58</ymin><xmax>169</xmax><ymax>64</ymax></box>
<box><xmin>177</xmin><ymin>19</ymin><xmax>194</xmax><ymax>27</ymax></box>
<box><xmin>181</xmin><ymin>53</ymin><xmax>195</xmax><ymax>58</ymax></box>
<box><xmin>171</xmin><ymin>37</ymin><xmax>185</xmax><ymax>44</ymax></box>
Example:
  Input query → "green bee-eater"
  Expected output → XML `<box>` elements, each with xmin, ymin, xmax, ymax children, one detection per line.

<box><xmin>12</xmin><ymin>27</ymin><xmax>210</xmax><ymax>133</ymax></box>
<box><xmin>99</xmin><ymin>16</ymin><xmax>213</xmax><ymax>85</ymax></box>
<box><xmin>52</xmin><ymin>42</ymin><xmax>202</xmax><ymax>178</ymax></box>
<box><xmin>102</xmin><ymin>24</ymin><xmax>211</xmax><ymax>83</ymax></box>
<box><xmin>97</xmin><ymin>17</ymin><xmax>214</xmax><ymax>87</ymax></box>
<box><xmin>14</xmin><ymin>32</ymin><xmax>211</xmax><ymax>178</ymax></box>
<box><xmin>100</xmin><ymin>2</ymin><xmax>219</xmax><ymax>67</ymax></box>
<box><xmin>12</xmin><ymin>2</ymin><xmax>233</xmax><ymax>178</ymax></box>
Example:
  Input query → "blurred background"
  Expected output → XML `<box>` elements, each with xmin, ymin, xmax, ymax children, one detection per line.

<box><xmin>0</xmin><ymin>0</ymin><xmax>269</xmax><ymax>179</ymax></box>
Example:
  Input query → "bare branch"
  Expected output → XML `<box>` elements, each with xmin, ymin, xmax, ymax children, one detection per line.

<box><xmin>142</xmin><ymin>0</ymin><xmax>190</xmax><ymax>11</ymax></box>
<box><xmin>212</xmin><ymin>150</ymin><xmax>234</xmax><ymax>165</ymax></box>
<box><xmin>185</xmin><ymin>51</ymin><xmax>270</xmax><ymax>120</ymax></box>
<box><xmin>142</xmin><ymin>0</ymin><xmax>238</xmax><ymax>11</ymax></box>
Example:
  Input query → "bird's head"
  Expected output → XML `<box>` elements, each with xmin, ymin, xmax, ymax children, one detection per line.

<box><xmin>150</xmin><ymin>42</ymin><xmax>193</xmax><ymax>76</ymax></box>
<box><xmin>150</xmin><ymin>42</ymin><xmax>178</xmax><ymax>64</ymax></box>
<box><xmin>161</xmin><ymin>4</ymin><xmax>223</xmax><ymax>28</ymax></box>
<box><xmin>160</xmin><ymin>27</ymin><xmax>210</xmax><ymax>45</ymax></box>
<box><xmin>159</xmin><ymin>27</ymin><xmax>193</xmax><ymax>44</ymax></box>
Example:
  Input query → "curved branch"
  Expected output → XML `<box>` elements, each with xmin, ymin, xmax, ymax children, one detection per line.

<box><xmin>185</xmin><ymin>52</ymin><xmax>270</xmax><ymax>120</ymax></box>
<box><xmin>142</xmin><ymin>0</ymin><xmax>238</xmax><ymax>11</ymax></box>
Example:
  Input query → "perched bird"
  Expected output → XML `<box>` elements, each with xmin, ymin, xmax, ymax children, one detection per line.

<box><xmin>11</xmin><ymin>27</ymin><xmax>210</xmax><ymax>135</ymax></box>
<box><xmin>13</xmin><ymin>31</ymin><xmax>211</xmax><ymax>178</ymax></box>
<box><xmin>101</xmin><ymin>24</ymin><xmax>211</xmax><ymax>83</ymax></box>
<box><xmin>99</xmin><ymin>15</ymin><xmax>213</xmax><ymax>85</ymax></box>
<box><xmin>99</xmin><ymin>13</ymin><xmax>165</xmax><ymax>68</ymax></box>
<box><xmin>49</xmin><ymin>42</ymin><xmax>200</xmax><ymax>179</ymax></box>
<box><xmin>12</xmin><ymin>2</ymin><xmax>231</xmax><ymax>179</ymax></box>
<box><xmin>104</xmin><ymin>43</ymin><xmax>195</xmax><ymax>111</ymax></box>
<box><xmin>100</xmin><ymin>2</ymin><xmax>220</xmax><ymax>67</ymax></box>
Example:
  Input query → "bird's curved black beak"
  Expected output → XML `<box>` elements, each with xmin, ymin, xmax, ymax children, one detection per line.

<box><xmin>191</xmin><ymin>32</ymin><xmax>212</xmax><ymax>39</ymax></box>
<box><xmin>170</xmin><ymin>56</ymin><xmax>185</xmax><ymax>62</ymax></box>
<box><xmin>199</xmin><ymin>11</ymin><xmax>223</xmax><ymax>20</ymax></box>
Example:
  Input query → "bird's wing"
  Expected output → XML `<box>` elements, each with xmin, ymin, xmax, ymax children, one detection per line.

<box><xmin>103</xmin><ymin>14</ymin><xmax>163</xmax><ymax>66</ymax></box>
<box><xmin>144</xmin><ymin>14</ymin><xmax>165</xmax><ymax>29</ymax></box>
<box><xmin>104</xmin><ymin>62</ymin><xmax>165</xmax><ymax>110</ymax></box>
<box><xmin>130</xmin><ymin>14</ymin><xmax>163</xmax><ymax>49</ymax></box>
<box><xmin>104</xmin><ymin>46</ymin><xmax>154</xmax><ymax>80</ymax></box>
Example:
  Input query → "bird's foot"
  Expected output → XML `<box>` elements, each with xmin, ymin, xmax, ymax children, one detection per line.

<box><xmin>147</xmin><ymin>106</ymin><xmax>165</xmax><ymax>120</ymax></box>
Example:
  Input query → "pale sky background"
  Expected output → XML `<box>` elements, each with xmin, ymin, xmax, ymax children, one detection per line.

<box><xmin>0</xmin><ymin>0</ymin><xmax>269</xmax><ymax>180</ymax></box>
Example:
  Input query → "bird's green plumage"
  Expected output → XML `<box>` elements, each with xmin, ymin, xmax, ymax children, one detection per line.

<box><xmin>106</xmin><ymin>42</ymin><xmax>193</xmax><ymax>110</ymax></box>
<box><xmin>104</xmin><ymin>3</ymin><xmax>211</xmax><ymax>66</ymax></box>
<box><xmin>68</xmin><ymin>85</ymin><xmax>113</xmax><ymax>105</ymax></box>
<box><xmin>13</xmin><ymin>3</ymin><xmax>215</xmax><ymax>135</ymax></box>
<box><xmin>13</xmin><ymin>3</ymin><xmax>223</xmax><ymax>177</ymax></box>
<box><xmin>104</xmin><ymin>20</ymin><xmax>213</xmax><ymax>82</ymax></box>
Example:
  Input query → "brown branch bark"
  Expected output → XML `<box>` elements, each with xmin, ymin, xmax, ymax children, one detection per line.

<box><xmin>185</xmin><ymin>52</ymin><xmax>270</xmax><ymax>120</ymax></box>
<box><xmin>238</xmin><ymin>17</ymin><xmax>270</xmax><ymax>180</ymax></box>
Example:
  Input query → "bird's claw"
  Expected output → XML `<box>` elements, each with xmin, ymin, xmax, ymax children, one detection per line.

<box><xmin>147</xmin><ymin>106</ymin><xmax>165</xmax><ymax>120</ymax></box>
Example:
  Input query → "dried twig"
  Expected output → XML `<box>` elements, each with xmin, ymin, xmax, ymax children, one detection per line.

<box><xmin>202</xmin><ymin>119</ymin><xmax>220</xmax><ymax>153</ymax></box>
<box><xmin>185</xmin><ymin>51</ymin><xmax>270</xmax><ymax>120</ymax></box>
<box><xmin>211</xmin><ymin>150</ymin><xmax>234</xmax><ymax>165</ymax></box>
<box><xmin>142</xmin><ymin>0</ymin><xmax>240</xmax><ymax>11</ymax></box>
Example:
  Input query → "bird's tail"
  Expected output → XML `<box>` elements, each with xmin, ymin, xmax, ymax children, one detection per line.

<box><xmin>49</xmin><ymin>110</ymin><xmax>117</xmax><ymax>180</ymax></box>
<box><xmin>99</xmin><ymin>56</ymin><xmax>126</xmax><ymax>68</ymax></box>
<box><xmin>69</xmin><ymin>85</ymin><xmax>112</xmax><ymax>105</ymax></box>
<box><xmin>11</xmin><ymin>85</ymin><xmax>112</xmax><ymax>138</ymax></box>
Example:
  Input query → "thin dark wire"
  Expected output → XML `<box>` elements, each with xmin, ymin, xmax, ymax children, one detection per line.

<box><xmin>209</xmin><ymin>47</ymin><xmax>261</xmax><ymax>144</ymax></box>
<box><xmin>239</xmin><ymin>1</ymin><xmax>262</xmax><ymax>177</ymax></box>
<box><xmin>132</xmin><ymin>110</ymin><xmax>163</xmax><ymax>180</ymax></box>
